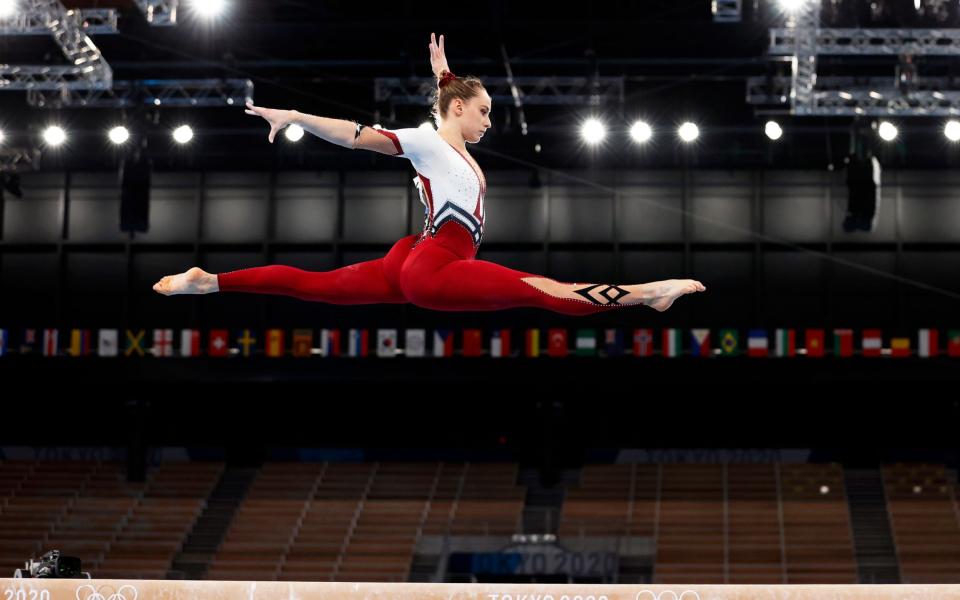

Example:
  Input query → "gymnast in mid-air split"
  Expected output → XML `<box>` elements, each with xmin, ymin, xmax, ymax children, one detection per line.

<box><xmin>153</xmin><ymin>33</ymin><xmax>705</xmax><ymax>316</ymax></box>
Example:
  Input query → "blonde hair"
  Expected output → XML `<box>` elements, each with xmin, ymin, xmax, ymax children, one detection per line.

<box><xmin>429</xmin><ymin>73</ymin><xmax>486</xmax><ymax>128</ymax></box>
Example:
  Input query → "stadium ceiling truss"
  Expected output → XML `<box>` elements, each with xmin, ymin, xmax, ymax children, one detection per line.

<box><xmin>747</xmin><ymin>1</ymin><xmax>960</xmax><ymax>116</ymax></box>
<box><xmin>375</xmin><ymin>76</ymin><xmax>625</xmax><ymax>108</ymax></box>
<box><xmin>0</xmin><ymin>0</ymin><xmax>248</xmax><ymax>108</ymax></box>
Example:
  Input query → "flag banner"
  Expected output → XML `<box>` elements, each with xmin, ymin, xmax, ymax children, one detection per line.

<box><xmin>265</xmin><ymin>329</ymin><xmax>285</xmax><ymax>357</ymax></box>
<box><xmin>662</xmin><ymin>328</ymin><xmax>682</xmax><ymax>357</ymax></box>
<box><xmin>180</xmin><ymin>329</ymin><xmax>201</xmax><ymax>357</ymax></box>
<box><xmin>490</xmin><ymin>329</ymin><xmax>511</xmax><ymax>358</ymax></box>
<box><xmin>98</xmin><ymin>329</ymin><xmax>119</xmax><ymax>357</ymax></box>
<box><xmin>405</xmin><ymin>329</ymin><xmax>427</xmax><ymax>357</ymax></box>
<box><xmin>433</xmin><ymin>329</ymin><xmax>454</xmax><ymax>357</ymax></box>
<box><xmin>208</xmin><ymin>329</ymin><xmax>230</xmax><ymax>357</ymax></box>
<box><xmin>347</xmin><ymin>329</ymin><xmax>368</xmax><ymax>357</ymax></box>
<box><xmin>43</xmin><ymin>328</ymin><xmax>58</xmax><ymax>357</ymax></box>
<box><xmin>949</xmin><ymin>330</ymin><xmax>960</xmax><ymax>357</ymax></box>
<box><xmin>690</xmin><ymin>328</ymin><xmax>711</xmax><ymax>357</ymax></box>
<box><xmin>775</xmin><ymin>329</ymin><xmax>796</xmax><ymax>357</ymax></box>
<box><xmin>525</xmin><ymin>329</ymin><xmax>540</xmax><ymax>357</ymax></box>
<box><xmin>633</xmin><ymin>328</ymin><xmax>654</xmax><ymax>357</ymax></box>
<box><xmin>151</xmin><ymin>328</ymin><xmax>173</xmax><ymax>357</ymax></box>
<box><xmin>575</xmin><ymin>329</ymin><xmax>597</xmax><ymax>357</ymax></box>
<box><xmin>602</xmin><ymin>329</ymin><xmax>624</xmax><ymax>357</ymax></box>
<box><xmin>69</xmin><ymin>329</ymin><xmax>93</xmax><ymax>357</ymax></box>
<box><xmin>377</xmin><ymin>329</ymin><xmax>398</xmax><ymax>358</ymax></box>
<box><xmin>805</xmin><ymin>329</ymin><xmax>825</xmax><ymax>357</ymax></box>
<box><xmin>719</xmin><ymin>329</ymin><xmax>739</xmax><ymax>357</ymax></box>
<box><xmin>321</xmin><ymin>329</ymin><xmax>340</xmax><ymax>357</ymax></box>
<box><xmin>236</xmin><ymin>329</ymin><xmax>257</xmax><ymax>357</ymax></box>
<box><xmin>20</xmin><ymin>329</ymin><xmax>37</xmax><ymax>354</ymax></box>
<box><xmin>918</xmin><ymin>329</ymin><xmax>939</xmax><ymax>358</ymax></box>
<box><xmin>547</xmin><ymin>329</ymin><xmax>568</xmax><ymax>357</ymax></box>
<box><xmin>747</xmin><ymin>329</ymin><xmax>768</xmax><ymax>358</ymax></box>
<box><xmin>890</xmin><ymin>337</ymin><xmax>910</xmax><ymax>358</ymax></box>
<box><xmin>834</xmin><ymin>328</ymin><xmax>853</xmax><ymax>357</ymax></box>
<box><xmin>292</xmin><ymin>329</ymin><xmax>313</xmax><ymax>357</ymax></box>
<box><xmin>462</xmin><ymin>328</ymin><xmax>483</xmax><ymax>357</ymax></box>
<box><xmin>125</xmin><ymin>329</ymin><xmax>146</xmax><ymax>357</ymax></box>
<box><xmin>862</xmin><ymin>329</ymin><xmax>882</xmax><ymax>358</ymax></box>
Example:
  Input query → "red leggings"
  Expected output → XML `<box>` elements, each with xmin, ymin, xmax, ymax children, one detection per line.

<box><xmin>216</xmin><ymin>222</ymin><xmax>636</xmax><ymax>316</ymax></box>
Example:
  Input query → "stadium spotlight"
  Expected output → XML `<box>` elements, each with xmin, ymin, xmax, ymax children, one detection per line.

<box><xmin>678</xmin><ymin>121</ymin><xmax>699</xmax><ymax>143</ymax></box>
<box><xmin>581</xmin><ymin>118</ymin><xmax>606</xmax><ymax>145</ymax></box>
<box><xmin>877</xmin><ymin>121</ymin><xmax>898</xmax><ymax>142</ymax></box>
<box><xmin>172</xmin><ymin>125</ymin><xmax>194</xmax><ymax>144</ymax></box>
<box><xmin>43</xmin><ymin>126</ymin><xmax>67</xmax><ymax>147</ymax></box>
<box><xmin>284</xmin><ymin>124</ymin><xmax>304</xmax><ymax>142</ymax></box>
<box><xmin>764</xmin><ymin>120</ymin><xmax>783</xmax><ymax>141</ymax></box>
<box><xmin>108</xmin><ymin>126</ymin><xmax>130</xmax><ymax>145</ymax></box>
<box><xmin>944</xmin><ymin>120</ymin><xmax>960</xmax><ymax>142</ymax></box>
<box><xmin>629</xmin><ymin>121</ymin><xmax>653</xmax><ymax>144</ymax></box>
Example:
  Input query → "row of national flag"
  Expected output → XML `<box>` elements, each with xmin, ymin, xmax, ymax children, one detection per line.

<box><xmin>1</xmin><ymin>327</ymin><xmax>958</xmax><ymax>358</ymax></box>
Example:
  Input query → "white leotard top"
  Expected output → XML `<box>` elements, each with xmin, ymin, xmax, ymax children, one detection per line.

<box><xmin>374</xmin><ymin>126</ymin><xmax>486</xmax><ymax>248</ymax></box>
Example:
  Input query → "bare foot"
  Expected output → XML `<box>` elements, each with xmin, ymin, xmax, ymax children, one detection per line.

<box><xmin>153</xmin><ymin>267</ymin><xmax>218</xmax><ymax>296</ymax></box>
<box><xmin>645</xmin><ymin>279</ymin><xmax>706</xmax><ymax>312</ymax></box>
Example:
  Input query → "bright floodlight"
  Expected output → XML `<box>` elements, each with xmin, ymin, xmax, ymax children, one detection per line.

<box><xmin>678</xmin><ymin>121</ymin><xmax>699</xmax><ymax>143</ymax></box>
<box><xmin>878</xmin><ymin>121</ymin><xmax>898</xmax><ymax>141</ymax></box>
<box><xmin>581</xmin><ymin>118</ymin><xmax>606</xmax><ymax>145</ymax></box>
<box><xmin>779</xmin><ymin>0</ymin><xmax>806</xmax><ymax>11</ymax></box>
<box><xmin>764</xmin><ymin>120</ymin><xmax>783</xmax><ymax>141</ymax></box>
<box><xmin>43</xmin><ymin>126</ymin><xmax>67</xmax><ymax>147</ymax></box>
<box><xmin>192</xmin><ymin>0</ymin><xmax>225</xmax><ymax>18</ymax></box>
<box><xmin>0</xmin><ymin>129</ymin><xmax>4</xmax><ymax>145</ymax></box>
<box><xmin>284</xmin><ymin>124</ymin><xmax>304</xmax><ymax>142</ymax></box>
<box><xmin>108</xmin><ymin>126</ymin><xmax>130</xmax><ymax>145</ymax></box>
<box><xmin>0</xmin><ymin>0</ymin><xmax>16</xmax><ymax>18</ymax></box>
<box><xmin>173</xmin><ymin>125</ymin><xmax>194</xmax><ymax>144</ymax></box>
<box><xmin>630</xmin><ymin>121</ymin><xmax>653</xmax><ymax>144</ymax></box>
<box><xmin>944</xmin><ymin>120</ymin><xmax>960</xmax><ymax>142</ymax></box>
<box><xmin>819</xmin><ymin>485</ymin><xmax>830</xmax><ymax>495</ymax></box>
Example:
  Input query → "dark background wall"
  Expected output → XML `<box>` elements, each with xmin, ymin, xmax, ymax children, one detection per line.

<box><xmin>2</xmin><ymin>167</ymin><xmax>958</xmax><ymax>332</ymax></box>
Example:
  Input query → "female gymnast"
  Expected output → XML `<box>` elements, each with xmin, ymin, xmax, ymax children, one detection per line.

<box><xmin>153</xmin><ymin>33</ymin><xmax>705</xmax><ymax>315</ymax></box>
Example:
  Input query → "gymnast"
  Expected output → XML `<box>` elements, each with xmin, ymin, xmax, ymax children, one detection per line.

<box><xmin>153</xmin><ymin>33</ymin><xmax>705</xmax><ymax>315</ymax></box>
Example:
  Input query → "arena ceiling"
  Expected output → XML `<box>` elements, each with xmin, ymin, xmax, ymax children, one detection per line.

<box><xmin>3</xmin><ymin>0</ymin><xmax>960</xmax><ymax>172</ymax></box>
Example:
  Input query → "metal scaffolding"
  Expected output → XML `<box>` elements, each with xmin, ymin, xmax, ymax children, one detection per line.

<box><xmin>133</xmin><ymin>0</ymin><xmax>178</xmax><ymax>26</ymax></box>
<box><xmin>0</xmin><ymin>0</ymin><xmax>113</xmax><ymax>91</ymax></box>
<box><xmin>375</xmin><ymin>76</ymin><xmax>625</xmax><ymax>107</ymax></box>
<box><xmin>0</xmin><ymin>8</ymin><xmax>118</xmax><ymax>35</ymax></box>
<box><xmin>26</xmin><ymin>78</ymin><xmax>254</xmax><ymax>108</ymax></box>
<box><xmin>750</xmin><ymin>0</ymin><xmax>960</xmax><ymax>117</ymax></box>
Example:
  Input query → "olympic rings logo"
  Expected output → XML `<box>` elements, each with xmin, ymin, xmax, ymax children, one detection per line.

<box><xmin>75</xmin><ymin>585</ymin><xmax>138</xmax><ymax>600</ymax></box>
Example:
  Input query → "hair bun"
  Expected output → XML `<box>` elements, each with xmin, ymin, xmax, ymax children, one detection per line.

<box><xmin>438</xmin><ymin>71</ymin><xmax>457</xmax><ymax>89</ymax></box>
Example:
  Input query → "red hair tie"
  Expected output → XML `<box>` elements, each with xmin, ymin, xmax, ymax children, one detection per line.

<box><xmin>438</xmin><ymin>71</ymin><xmax>457</xmax><ymax>89</ymax></box>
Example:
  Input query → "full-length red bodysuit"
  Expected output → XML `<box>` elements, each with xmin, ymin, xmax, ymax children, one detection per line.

<box><xmin>217</xmin><ymin>126</ymin><xmax>639</xmax><ymax>316</ymax></box>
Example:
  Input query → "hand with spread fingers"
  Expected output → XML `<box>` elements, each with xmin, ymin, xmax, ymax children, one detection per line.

<box><xmin>244</xmin><ymin>100</ymin><xmax>295</xmax><ymax>143</ymax></box>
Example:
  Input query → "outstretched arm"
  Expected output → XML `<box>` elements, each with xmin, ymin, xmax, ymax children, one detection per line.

<box><xmin>244</xmin><ymin>100</ymin><xmax>401</xmax><ymax>155</ymax></box>
<box><xmin>429</xmin><ymin>32</ymin><xmax>451</xmax><ymax>79</ymax></box>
